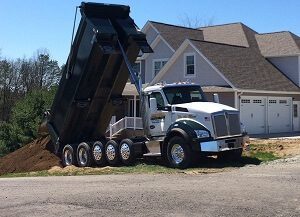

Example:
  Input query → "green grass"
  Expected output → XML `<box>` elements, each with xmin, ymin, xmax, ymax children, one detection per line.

<box><xmin>249</xmin><ymin>151</ymin><xmax>279</xmax><ymax>162</ymax></box>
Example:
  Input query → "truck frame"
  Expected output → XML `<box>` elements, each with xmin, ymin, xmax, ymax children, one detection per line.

<box><xmin>43</xmin><ymin>2</ymin><xmax>248</xmax><ymax>169</ymax></box>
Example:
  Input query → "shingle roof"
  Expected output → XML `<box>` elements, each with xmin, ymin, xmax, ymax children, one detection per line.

<box><xmin>190</xmin><ymin>39</ymin><xmax>300</xmax><ymax>92</ymax></box>
<box><xmin>256</xmin><ymin>31</ymin><xmax>300</xmax><ymax>57</ymax></box>
<box><xmin>150</xmin><ymin>21</ymin><xmax>204</xmax><ymax>50</ymax></box>
<box><xmin>199</xmin><ymin>23</ymin><xmax>248</xmax><ymax>47</ymax></box>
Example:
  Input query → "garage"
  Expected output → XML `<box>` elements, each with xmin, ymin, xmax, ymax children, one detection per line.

<box><xmin>240</xmin><ymin>96</ymin><xmax>292</xmax><ymax>134</ymax></box>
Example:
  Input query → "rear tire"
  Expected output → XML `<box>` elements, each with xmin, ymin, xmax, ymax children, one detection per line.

<box><xmin>77</xmin><ymin>142</ymin><xmax>92</xmax><ymax>167</ymax></box>
<box><xmin>166</xmin><ymin>136</ymin><xmax>192</xmax><ymax>169</ymax></box>
<box><xmin>92</xmin><ymin>141</ymin><xmax>107</xmax><ymax>166</ymax></box>
<box><xmin>105</xmin><ymin>140</ymin><xmax>120</xmax><ymax>166</ymax></box>
<box><xmin>119</xmin><ymin>139</ymin><xmax>136</xmax><ymax>166</ymax></box>
<box><xmin>62</xmin><ymin>144</ymin><xmax>76</xmax><ymax>167</ymax></box>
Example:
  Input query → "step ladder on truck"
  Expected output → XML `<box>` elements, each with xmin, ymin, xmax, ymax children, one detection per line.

<box><xmin>42</xmin><ymin>2</ymin><xmax>248</xmax><ymax>169</ymax></box>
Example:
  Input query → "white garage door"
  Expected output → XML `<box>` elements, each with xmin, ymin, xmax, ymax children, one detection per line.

<box><xmin>240</xmin><ymin>97</ymin><xmax>266</xmax><ymax>134</ymax></box>
<box><xmin>240</xmin><ymin>96</ymin><xmax>292</xmax><ymax>134</ymax></box>
<box><xmin>267</xmin><ymin>97</ymin><xmax>292</xmax><ymax>133</ymax></box>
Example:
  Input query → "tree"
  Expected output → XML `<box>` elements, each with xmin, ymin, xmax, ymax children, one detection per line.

<box><xmin>179</xmin><ymin>13</ymin><xmax>215</xmax><ymax>28</ymax></box>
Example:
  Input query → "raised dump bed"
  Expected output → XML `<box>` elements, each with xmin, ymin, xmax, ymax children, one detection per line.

<box><xmin>45</xmin><ymin>2</ymin><xmax>152</xmax><ymax>153</ymax></box>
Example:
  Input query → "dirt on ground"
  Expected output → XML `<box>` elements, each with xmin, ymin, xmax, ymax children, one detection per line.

<box><xmin>0</xmin><ymin>136</ymin><xmax>62</xmax><ymax>175</ymax></box>
<box><xmin>250</xmin><ymin>138</ymin><xmax>300</xmax><ymax>157</ymax></box>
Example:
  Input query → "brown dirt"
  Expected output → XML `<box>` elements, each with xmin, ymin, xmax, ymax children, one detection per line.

<box><xmin>0</xmin><ymin>136</ymin><xmax>62</xmax><ymax>175</ymax></box>
<box><xmin>250</xmin><ymin>138</ymin><xmax>300</xmax><ymax>157</ymax></box>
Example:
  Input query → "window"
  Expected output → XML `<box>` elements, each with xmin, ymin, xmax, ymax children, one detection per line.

<box><xmin>150</xmin><ymin>92</ymin><xmax>165</xmax><ymax>110</ymax></box>
<box><xmin>293</xmin><ymin>104</ymin><xmax>298</xmax><ymax>118</ymax></box>
<box><xmin>184</xmin><ymin>53</ymin><xmax>195</xmax><ymax>77</ymax></box>
<box><xmin>163</xmin><ymin>85</ymin><xmax>206</xmax><ymax>105</ymax></box>
<box><xmin>153</xmin><ymin>59</ymin><xmax>168</xmax><ymax>78</ymax></box>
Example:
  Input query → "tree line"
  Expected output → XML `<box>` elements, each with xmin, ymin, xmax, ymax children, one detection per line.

<box><xmin>0</xmin><ymin>49</ymin><xmax>62</xmax><ymax>156</ymax></box>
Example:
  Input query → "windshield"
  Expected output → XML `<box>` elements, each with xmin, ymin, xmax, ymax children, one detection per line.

<box><xmin>163</xmin><ymin>85</ymin><xmax>206</xmax><ymax>105</ymax></box>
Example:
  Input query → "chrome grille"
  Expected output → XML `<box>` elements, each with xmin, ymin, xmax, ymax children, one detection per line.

<box><xmin>212</xmin><ymin>112</ymin><xmax>241</xmax><ymax>138</ymax></box>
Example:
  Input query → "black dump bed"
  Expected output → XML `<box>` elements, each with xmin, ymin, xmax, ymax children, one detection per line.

<box><xmin>46</xmin><ymin>2</ymin><xmax>152</xmax><ymax>153</ymax></box>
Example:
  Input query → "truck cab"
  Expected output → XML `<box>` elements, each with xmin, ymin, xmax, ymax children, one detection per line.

<box><xmin>140</xmin><ymin>82</ymin><xmax>246</xmax><ymax>168</ymax></box>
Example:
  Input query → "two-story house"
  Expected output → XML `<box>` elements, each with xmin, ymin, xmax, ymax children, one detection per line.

<box><xmin>120</xmin><ymin>21</ymin><xmax>300</xmax><ymax>135</ymax></box>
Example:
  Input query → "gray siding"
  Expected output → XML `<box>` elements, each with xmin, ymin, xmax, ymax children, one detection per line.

<box><xmin>144</xmin><ymin>25</ymin><xmax>158</xmax><ymax>45</ymax></box>
<box><xmin>268</xmin><ymin>56</ymin><xmax>299</xmax><ymax>86</ymax></box>
<box><xmin>144</xmin><ymin>40</ymin><xmax>174</xmax><ymax>83</ymax></box>
<box><xmin>160</xmin><ymin>45</ymin><xmax>229</xmax><ymax>86</ymax></box>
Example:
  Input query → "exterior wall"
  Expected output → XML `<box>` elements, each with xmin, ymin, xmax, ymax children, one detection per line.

<box><xmin>160</xmin><ymin>44</ymin><xmax>229</xmax><ymax>86</ymax></box>
<box><xmin>268</xmin><ymin>56</ymin><xmax>299</xmax><ymax>86</ymax></box>
<box><xmin>205</xmin><ymin>92</ymin><xmax>235</xmax><ymax>108</ymax></box>
<box><xmin>144</xmin><ymin>39</ymin><xmax>174</xmax><ymax>83</ymax></box>
<box><xmin>144</xmin><ymin>25</ymin><xmax>158</xmax><ymax>45</ymax></box>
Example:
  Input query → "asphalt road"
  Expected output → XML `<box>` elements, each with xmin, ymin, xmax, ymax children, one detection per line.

<box><xmin>0</xmin><ymin>160</ymin><xmax>299</xmax><ymax>217</ymax></box>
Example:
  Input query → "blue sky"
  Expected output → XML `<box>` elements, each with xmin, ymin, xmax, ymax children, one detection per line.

<box><xmin>0</xmin><ymin>0</ymin><xmax>299</xmax><ymax>66</ymax></box>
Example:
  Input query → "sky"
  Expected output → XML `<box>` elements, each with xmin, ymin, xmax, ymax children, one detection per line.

<box><xmin>0</xmin><ymin>0</ymin><xmax>299</xmax><ymax>66</ymax></box>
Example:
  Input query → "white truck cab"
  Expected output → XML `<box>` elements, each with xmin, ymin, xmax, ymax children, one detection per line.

<box><xmin>139</xmin><ymin>82</ymin><xmax>247</xmax><ymax>168</ymax></box>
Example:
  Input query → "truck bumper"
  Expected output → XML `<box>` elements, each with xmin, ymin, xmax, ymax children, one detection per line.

<box><xmin>199</xmin><ymin>135</ymin><xmax>248</xmax><ymax>152</ymax></box>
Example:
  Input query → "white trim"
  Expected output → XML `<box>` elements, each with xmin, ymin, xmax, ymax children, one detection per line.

<box><xmin>298</xmin><ymin>55</ymin><xmax>300</xmax><ymax>86</ymax></box>
<box><xmin>234</xmin><ymin>91</ymin><xmax>238</xmax><ymax>109</ymax></box>
<box><xmin>188</xmin><ymin>40</ymin><xmax>236</xmax><ymax>88</ymax></box>
<box><xmin>183</xmin><ymin>52</ymin><xmax>196</xmax><ymax>78</ymax></box>
<box><xmin>141</xmin><ymin>21</ymin><xmax>159</xmax><ymax>34</ymax></box>
<box><xmin>152</xmin><ymin>58</ymin><xmax>169</xmax><ymax>80</ymax></box>
<box><xmin>264</xmin><ymin>54</ymin><xmax>300</xmax><ymax>58</ymax></box>
<box><xmin>236</xmin><ymin>88</ymin><xmax>300</xmax><ymax>95</ymax></box>
<box><xmin>149</xmin><ymin>39</ymin><xmax>191</xmax><ymax>85</ymax></box>
<box><xmin>141</xmin><ymin>35</ymin><xmax>175</xmax><ymax>60</ymax></box>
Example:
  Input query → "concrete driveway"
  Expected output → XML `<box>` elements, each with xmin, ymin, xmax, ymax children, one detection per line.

<box><xmin>0</xmin><ymin>159</ymin><xmax>299</xmax><ymax>217</ymax></box>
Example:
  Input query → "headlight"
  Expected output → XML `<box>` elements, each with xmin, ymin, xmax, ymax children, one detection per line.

<box><xmin>194</xmin><ymin>130</ymin><xmax>210</xmax><ymax>138</ymax></box>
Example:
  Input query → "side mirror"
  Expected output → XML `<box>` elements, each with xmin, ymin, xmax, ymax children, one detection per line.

<box><xmin>213</xmin><ymin>93</ymin><xmax>220</xmax><ymax>103</ymax></box>
<box><xmin>149</xmin><ymin>97</ymin><xmax>158</xmax><ymax>113</ymax></box>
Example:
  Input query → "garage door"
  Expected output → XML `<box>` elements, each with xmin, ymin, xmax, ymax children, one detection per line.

<box><xmin>267</xmin><ymin>97</ymin><xmax>292</xmax><ymax>133</ymax></box>
<box><xmin>240</xmin><ymin>97</ymin><xmax>266</xmax><ymax>134</ymax></box>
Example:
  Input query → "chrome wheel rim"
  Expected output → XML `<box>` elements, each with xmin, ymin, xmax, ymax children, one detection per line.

<box><xmin>120</xmin><ymin>143</ymin><xmax>130</xmax><ymax>160</ymax></box>
<box><xmin>64</xmin><ymin>149</ymin><xmax>73</xmax><ymax>166</ymax></box>
<box><xmin>171</xmin><ymin>144</ymin><xmax>184</xmax><ymax>164</ymax></box>
<box><xmin>93</xmin><ymin>144</ymin><xmax>102</xmax><ymax>161</ymax></box>
<box><xmin>106</xmin><ymin>144</ymin><xmax>116</xmax><ymax>161</ymax></box>
<box><xmin>78</xmin><ymin>148</ymin><xmax>88</xmax><ymax>165</ymax></box>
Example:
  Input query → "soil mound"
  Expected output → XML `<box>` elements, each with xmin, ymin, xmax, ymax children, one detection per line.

<box><xmin>0</xmin><ymin>136</ymin><xmax>62</xmax><ymax>175</ymax></box>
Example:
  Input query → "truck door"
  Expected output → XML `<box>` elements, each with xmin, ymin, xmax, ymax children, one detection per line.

<box><xmin>148</xmin><ymin>92</ymin><xmax>171</xmax><ymax>137</ymax></box>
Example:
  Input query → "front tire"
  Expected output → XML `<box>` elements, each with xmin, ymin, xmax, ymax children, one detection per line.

<box><xmin>77</xmin><ymin>142</ymin><xmax>92</xmax><ymax>167</ymax></box>
<box><xmin>166</xmin><ymin>136</ymin><xmax>192</xmax><ymax>169</ymax></box>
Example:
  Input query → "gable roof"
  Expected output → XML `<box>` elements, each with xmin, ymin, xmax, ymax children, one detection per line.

<box><xmin>149</xmin><ymin>21</ymin><xmax>204</xmax><ymax>50</ymax></box>
<box><xmin>190</xmin><ymin>39</ymin><xmax>300</xmax><ymax>92</ymax></box>
<box><xmin>256</xmin><ymin>31</ymin><xmax>300</xmax><ymax>57</ymax></box>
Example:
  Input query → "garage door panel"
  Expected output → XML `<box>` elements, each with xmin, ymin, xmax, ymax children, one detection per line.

<box><xmin>268</xmin><ymin>97</ymin><xmax>292</xmax><ymax>133</ymax></box>
<box><xmin>240</xmin><ymin>97</ymin><xmax>266</xmax><ymax>134</ymax></box>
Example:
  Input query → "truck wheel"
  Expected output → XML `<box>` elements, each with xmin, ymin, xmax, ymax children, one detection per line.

<box><xmin>92</xmin><ymin>141</ymin><xmax>107</xmax><ymax>166</ymax></box>
<box><xmin>105</xmin><ymin>140</ymin><xmax>120</xmax><ymax>166</ymax></box>
<box><xmin>62</xmin><ymin>144</ymin><xmax>76</xmax><ymax>167</ymax></box>
<box><xmin>119</xmin><ymin>139</ymin><xmax>135</xmax><ymax>165</ymax></box>
<box><xmin>166</xmin><ymin>136</ymin><xmax>192</xmax><ymax>169</ymax></box>
<box><xmin>77</xmin><ymin>142</ymin><xmax>92</xmax><ymax>167</ymax></box>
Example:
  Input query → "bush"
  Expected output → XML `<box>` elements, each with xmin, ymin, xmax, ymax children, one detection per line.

<box><xmin>0</xmin><ymin>87</ymin><xmax>57</xmax><ymax>156</ymax></box>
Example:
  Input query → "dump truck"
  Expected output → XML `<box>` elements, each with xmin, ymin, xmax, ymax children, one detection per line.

<box><xmin>43</xmin><ymin>2</ymin><xmax>248</xmax><ymax>169</ymax></box>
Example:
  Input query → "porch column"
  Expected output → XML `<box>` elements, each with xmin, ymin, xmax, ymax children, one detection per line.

<box><xmin>134</xmin><ymin>94</ymin><xmax>137</xmax><ymax>130</ymax></box>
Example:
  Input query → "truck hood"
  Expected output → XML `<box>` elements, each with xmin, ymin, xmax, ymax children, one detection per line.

<box><xmin>175</xmin><ymin>102</ymin><xmax>238</xmax><ymax>114</ymax></box>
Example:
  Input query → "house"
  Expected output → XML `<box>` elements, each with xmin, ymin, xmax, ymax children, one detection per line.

<box><xmin>121</xmin><ymin>21</ymin><xmax>300</xmax><ymax>135</ymax></box>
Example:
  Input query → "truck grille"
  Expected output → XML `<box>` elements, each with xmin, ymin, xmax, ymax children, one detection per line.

<box><xmin>212</xmin><ymin>111</ymin><xmax>241</xmax><ymax>138</ymax></box>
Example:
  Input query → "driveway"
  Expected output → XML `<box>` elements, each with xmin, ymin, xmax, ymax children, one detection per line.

<box><xmin>0</xmin><ymin>158</ymin><xmax>299</xmax><ymax>217</ymax></box>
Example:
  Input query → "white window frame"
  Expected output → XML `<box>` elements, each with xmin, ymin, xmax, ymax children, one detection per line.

<box><xmin>152</xmin><ymin>58</ymin><xmax>169</xmax><ymax>79</ymax></box>
<box><xmin>184</xmin><ymin>52</ymin><xmax>196</xmax><ymax>78</ymax></box>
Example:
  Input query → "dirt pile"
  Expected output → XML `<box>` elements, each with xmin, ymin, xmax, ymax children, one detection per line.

<box><xmin>0</xmin><ymin>136</ymin><xmax>62</xmax><ymax>175</ymax></box>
